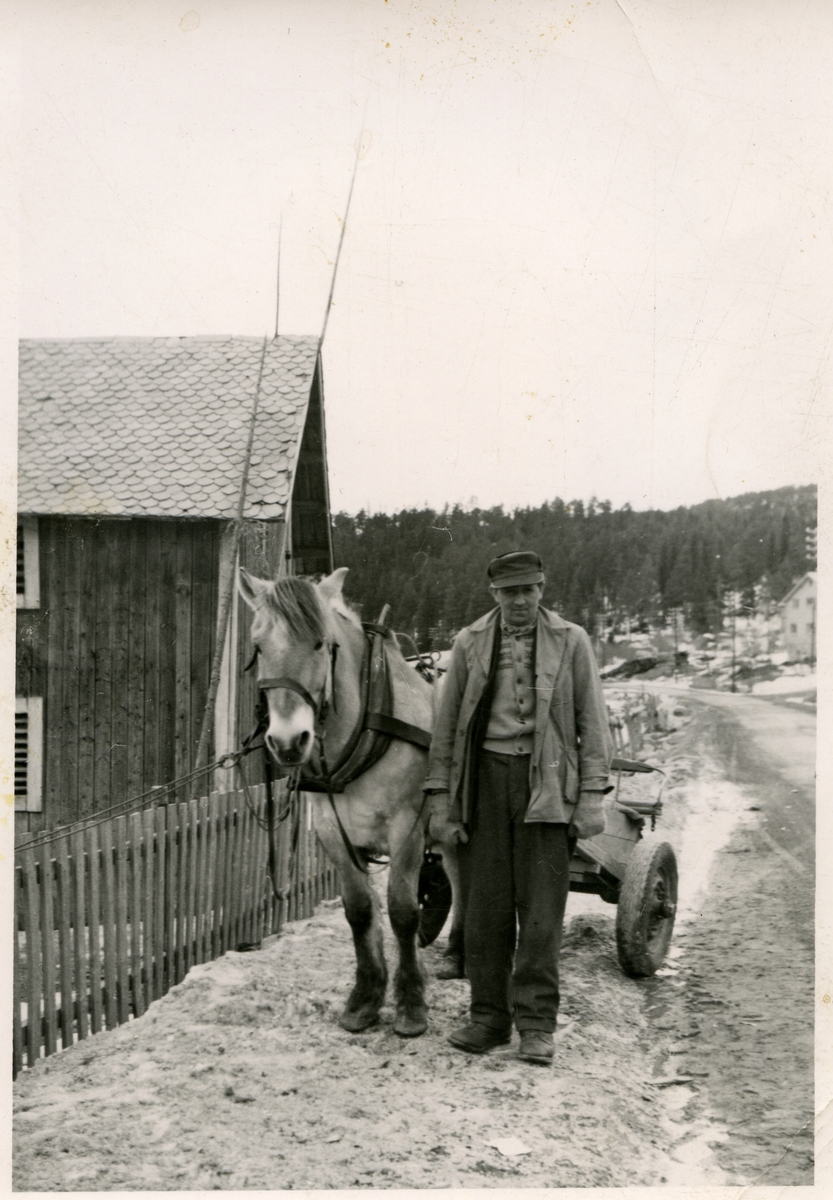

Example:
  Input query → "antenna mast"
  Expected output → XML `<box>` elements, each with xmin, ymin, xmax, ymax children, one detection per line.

<box><xmin>319</xmin><ymin>129</ymin><xmax>364</xmax><ymax>350</ymax></box>
<box><xmin>277</xmin><ymin>211</ymin><xmax>286</xmax><ymax>340</ymax></box>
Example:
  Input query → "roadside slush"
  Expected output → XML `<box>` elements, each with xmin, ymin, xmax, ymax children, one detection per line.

<box><xmin>632</xmin><ymin>693</ymin><xmax>815</xmax><ymax>1185</ymax></box>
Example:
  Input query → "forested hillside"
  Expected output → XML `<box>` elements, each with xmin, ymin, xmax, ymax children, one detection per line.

<box><xmin>331</xmin><ymin>485</ymin><xmax>817</xmax><ymax>652</ymax></box>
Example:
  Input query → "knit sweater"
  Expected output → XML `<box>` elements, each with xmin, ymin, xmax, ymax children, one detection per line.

<box><xmin>482</xmin><ymin>623</ymin><xmax>535</xmax><ymax>754</ymax></box>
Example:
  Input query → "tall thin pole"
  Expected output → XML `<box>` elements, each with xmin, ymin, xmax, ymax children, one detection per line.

<box><xmin>274</xmin><ymin>212</ymin><xmax>283</xmax><ymax>340</ymax></box>
<box><xmin>193</xmin><ymin>336</ymin><xmax>269</xmax><ymax>782</ymax></box>
<box><xmin>731</xmin><ymin>601</ymin><xmax>737</xmax><ymax>693</ymax></box>
<box><xmin>318</xmin><ymin>130</ymin><xmax>364</xmax><ymax>351</ymax></box>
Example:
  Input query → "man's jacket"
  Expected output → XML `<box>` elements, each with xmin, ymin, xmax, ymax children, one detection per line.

<box><xmin>425</xmin><ymin>606</ymin><xmax>613</xmax><ymax>825</ymax></box>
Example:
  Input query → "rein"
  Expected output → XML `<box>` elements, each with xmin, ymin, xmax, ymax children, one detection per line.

<box><xmin>317</xmin><ymin>740</ymin><xmax>371</xmax><ymax>875</ymax></box>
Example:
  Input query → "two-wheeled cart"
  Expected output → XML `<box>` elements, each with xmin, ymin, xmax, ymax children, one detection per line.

<box><xmin>569</xmin><ymin>756</ymin><xmax>677</xmax><ymax>977</ymax></box>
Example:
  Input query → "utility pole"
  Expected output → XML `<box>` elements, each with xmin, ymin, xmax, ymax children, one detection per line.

<box><xmin>731</xmin><ymin>595</ymin><xmax>737</xmax><ymax>693</ymax></box>
<box><xmin>810</xmin><ymin>595</ymin><xmax>816</xmax><ymax>664</ymax></box>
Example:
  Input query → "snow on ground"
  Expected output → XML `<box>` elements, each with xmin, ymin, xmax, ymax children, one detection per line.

<box><xmin>751</xmin><ymin>673</ymin><xmax>817</xmax><ymax>695</ymax></box>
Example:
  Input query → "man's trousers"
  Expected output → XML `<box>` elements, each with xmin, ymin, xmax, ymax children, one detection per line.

<box><xmin>458</xmin><ymin>750</ymin><xmax>572</xmax><ymax>1033</ymax></box>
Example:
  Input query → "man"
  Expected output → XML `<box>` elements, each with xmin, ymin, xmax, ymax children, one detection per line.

<box><xmin>424</xmin><ymin>550</ymin><xmax>613</xmax><ymax>1065</ymax></box>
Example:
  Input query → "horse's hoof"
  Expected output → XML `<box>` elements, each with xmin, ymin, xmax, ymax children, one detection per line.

<box><xmin>339</xmin><ymin>1008</ymin><xmax>380</xmax><ymax>1033</ymax></box>
<box><xmin>393</xmin><ymin>1009</ymin><xmax>428</xmax><ymax>1038</ymax></box>
<box><xmin>435</xmin><ymin>957</ymin><xmax>464</xmax><ymax>980</ymax></box>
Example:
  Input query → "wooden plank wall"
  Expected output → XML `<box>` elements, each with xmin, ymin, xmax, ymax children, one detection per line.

<box><xmin>13</xmin><ymin>784</ymin><xmax>339</xmax><ymax>1078</ymax></box>
<box><xmin>15</xmin><ymin>517</ymin><xmax>220</xmax><ymax>835</ymax></box>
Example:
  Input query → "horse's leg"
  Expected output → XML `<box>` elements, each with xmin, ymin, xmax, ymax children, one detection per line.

<box><xmin>337</xmin><ymin>862</ymin><xmax>389</xmax><ymax>1032</ymax></box>
<box><xmin>436</xmin><ymin>843</ymin><xmax>466</xmax><ymax>979</ymax></box>
<box><xmin>311</xmin><ymin>806</ymin><xmax>388</xmax><ymax>1032</ymax></box>
<box><xmin>387</xmin><ymin>820</ymin><xmax>428</xmax><ymax>1037</ymax></box>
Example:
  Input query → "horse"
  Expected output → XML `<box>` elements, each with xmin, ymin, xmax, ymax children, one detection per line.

<box><xmin>237</xmin><ymin>565</ymin><xmax>463</xmax><ymax>1036</ymax></box>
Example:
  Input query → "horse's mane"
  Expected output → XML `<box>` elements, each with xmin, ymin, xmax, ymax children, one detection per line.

<box><xmin>260</xmin><ymin>576</ymin><xmax>361</xmax><ymax>642</ymax></box>
<box><xmin>261</xmin><ymin>577</ymin><xmax>330</xmax><ymax>644</ymax></box>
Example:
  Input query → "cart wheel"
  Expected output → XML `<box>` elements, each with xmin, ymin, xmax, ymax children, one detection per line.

<box><xmin>417</xmin><ymin>852</ymin><xmax>452</xmax><ymax>947</ymax></box>
<box><xmin>616</xmin><ymin>840</ymin><xmax>677</xmax><ymax>977</ymax></box>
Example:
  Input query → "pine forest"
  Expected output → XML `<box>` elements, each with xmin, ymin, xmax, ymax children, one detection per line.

<box><xmin>331</xmin><ymin>484</ymin><xmax>817</xmax><ymax>653</ymax></box>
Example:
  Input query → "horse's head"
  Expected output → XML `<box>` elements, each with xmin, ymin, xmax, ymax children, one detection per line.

<box><xmin>237</xmin><ymin>567</ymin><xmax>350</xmax><ymax>770</ymax></box>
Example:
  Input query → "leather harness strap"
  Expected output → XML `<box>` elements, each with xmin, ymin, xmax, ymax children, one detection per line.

<box><xmin>257</xmin><ymin>676</ymin><xmax>319</xmax><ymax>715</ymax></box>
<box><xmin>253</xmin><ymin>615</ymin><xmax>433</xmax><ymax>878</ymax></box>
<box><xmin>297</xmin><ymin>621</ymin><xmax>432</xmax><ymax>793</ymax></box>
<box><xmin>362</xmin><ymin>621</ymin><xmax>390</xmax><ymax>637</ymax></box>
<box><xmin>365</xmin><ymin>711</ymin><xmax>433</xmax><ymax>751</ymax></box>
<box><xmin>318</xmin><ymin>744</ymin><xmax>369</xmax><ymax>875</ymax></box>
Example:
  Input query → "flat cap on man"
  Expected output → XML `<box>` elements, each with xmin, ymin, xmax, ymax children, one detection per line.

<box><xmin>487</xmin><ymin>550</ymin><xmax>545</xmax><ymax>588</ymax></box>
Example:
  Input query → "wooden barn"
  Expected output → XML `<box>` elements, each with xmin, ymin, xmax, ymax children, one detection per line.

<box><xmin>16</xmin><ymin>335</ymin><xmax>334</xmax><ymax>836</ymax></box>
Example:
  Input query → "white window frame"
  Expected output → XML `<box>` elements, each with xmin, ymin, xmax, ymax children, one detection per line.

<box><xmin>16</xmin><ymin>517</ymin><xmax>40</xmax><ymax>609</ymax></box>
<box><xmin>15</xmin><ymin>696</ymin><xmax>43</xmax><ymax>812</ymax></box>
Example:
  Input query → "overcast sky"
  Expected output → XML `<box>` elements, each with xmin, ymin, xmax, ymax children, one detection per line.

<box><xmin>11</xmin><ymin>0</ymin><xmax>833</xmax><ymax>516</ymax></box>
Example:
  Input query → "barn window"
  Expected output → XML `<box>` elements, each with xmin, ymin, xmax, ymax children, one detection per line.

<box><xmin>16</xmin><ymin>518</ymin><xmax>40</xmax><ymax>609</ymax></box>
<box><xmin>790</xmin><ymin>623</ymin><xmax>797</xmax><ymax>634</ymax></box>
<box><xmin>15</xmin><ymin>697</ymin><xmax>43</xmax><ymax>812</ymax></box>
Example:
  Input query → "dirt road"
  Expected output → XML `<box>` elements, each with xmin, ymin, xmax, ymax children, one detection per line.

<box><xmin>611</xmin><ymin>683</ymin><xmax>816</xmax><ymax>1184</ymax></box>
<box><xmin>12</xmin><ymin>691</ymin><xmax>816</xmax><ymax>1189</ymax></box>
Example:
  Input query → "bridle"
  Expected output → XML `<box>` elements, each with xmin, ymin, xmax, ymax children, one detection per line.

<box><xmin>245</xmin><ymin>614</ymin><xmax>431</xmax><ymax>881</ymax></box>
<box><xmin>247</xmin><ymin>637</ymin><xmax>376</xmax><ymax>876</ymax></box>
<box><xmin>248</xmin><ymin>639</ymin><xmax>339</xmax><ymax>730</ymax></box>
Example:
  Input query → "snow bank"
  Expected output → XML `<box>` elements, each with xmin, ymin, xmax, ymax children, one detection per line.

<box><xmin>751</xmin><ymin>674</ymin><xmax>817</xmax><ymax>695</ymax></box>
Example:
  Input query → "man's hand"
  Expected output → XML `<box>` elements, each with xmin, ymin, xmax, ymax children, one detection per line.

<box><xmin>429</xmin><ymin>815</ymin><xmax>469</xmax><ymax>845</ymax></box>
<box><xmin>425</xmin><ymin>789</ymin><xmax>469</xmax><ymax>846</ymax></box>
<box><xmin>567</xmin><ymin>791</ymin><xmax>606</xmax><ymax>840</ymax></box>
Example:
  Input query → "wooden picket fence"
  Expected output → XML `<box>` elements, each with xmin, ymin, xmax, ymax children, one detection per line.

<box><xmin>13</xmin><ymin>783</ymin><xmax>338</xmax><ymax>1078</ymax></box>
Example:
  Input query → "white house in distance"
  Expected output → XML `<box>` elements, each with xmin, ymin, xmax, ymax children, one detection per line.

<box><xmin>779</xmin><ymin>572</ymin><xmax>817</xmax><ymax>661</ymax></box>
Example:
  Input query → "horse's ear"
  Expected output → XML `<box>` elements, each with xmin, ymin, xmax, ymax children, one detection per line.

<box><xmin>317</xmin><ymin>566</ymin><xmax>349</xmax><ymax>604</ymax></box>
<box><xmin>238</xmin><ymin>566</ymin><xmax>268</xmax><ymax>609</ymax></box>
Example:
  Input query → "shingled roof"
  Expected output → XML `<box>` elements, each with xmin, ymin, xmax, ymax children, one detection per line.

<box><xmin>18</xmin><ymin>336</ymin><xmax>320</xmax><ymax>520</ymax></box>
